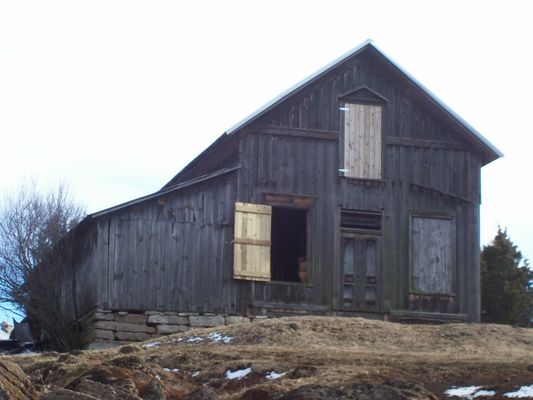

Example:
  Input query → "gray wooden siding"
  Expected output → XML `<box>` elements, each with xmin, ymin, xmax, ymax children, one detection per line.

<box><xmin>80</xmin><ymin>173</ymin><xmax>238</xmax><ymax>313</ymax></box>
<box><xmin>238</xmin><ymin>50</ymin><xmax>483</xmax><ymax>321</ymax></box>
<box><xmin>60</xmin><ymin>48</ymin><xmax>485</xmax><ymax>323</ymax></box>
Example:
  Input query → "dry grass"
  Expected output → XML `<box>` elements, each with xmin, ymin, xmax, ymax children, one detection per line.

<box><xmin>4</xmin><ymin>316</ymin><xmax>533</xmax><ymax>399</ymax></box>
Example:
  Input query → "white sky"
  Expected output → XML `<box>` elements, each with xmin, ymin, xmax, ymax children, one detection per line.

<box><xmin>0</xmin><ymin>1</ymin><xmax>532</xmax><ymax>321</ymax></box>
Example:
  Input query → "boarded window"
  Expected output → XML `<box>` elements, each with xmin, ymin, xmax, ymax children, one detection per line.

<box><xmin>233</xmin><ymin>202</ymin><xmax>272</xmax><ymax>281</ymax></box>
<box><xmin>343</xmin><ymin>103</ymin><xmax>382</xmax><ymax>179</ymax></box>
<box><xmin>411</xmin><ymin>216</ymin><xmax>455</xmax><ymax>294</ymax></box>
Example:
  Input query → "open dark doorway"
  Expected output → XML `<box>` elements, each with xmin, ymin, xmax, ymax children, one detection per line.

<box><xmin>271</xmin><ymin>207</ymin><xmax>307</xmax><ymax>283</ymax></box>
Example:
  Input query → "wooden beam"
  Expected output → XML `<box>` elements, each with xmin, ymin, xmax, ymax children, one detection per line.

<box><xmin>385</xmin><ymin>136</ymin><xmax>467</xmax><ymax>151</ymax></box>
<box><xmin>410</xmin><ymin>183</ymin><xmax>472</xmax><ymax>204</ymax></box>
<box><xmin>264</xmin><ymin>193</ymin><xmax>317</xmax><ymax>208</ymax></box>
<box><xmin>258</xmin><ymin>126</ymin><xmax>339</xmax><ymax>141</ymax></box>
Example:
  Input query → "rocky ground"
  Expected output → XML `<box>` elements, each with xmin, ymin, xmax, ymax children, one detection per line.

<box><xmin>1</xmin><ymin>316</ymin><xmax>533</xmax><ymax>399</ymax></box>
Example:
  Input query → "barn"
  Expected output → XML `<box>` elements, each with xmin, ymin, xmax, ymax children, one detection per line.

<box><xmin>59</xmin><ymin>40</ymin><xmax>501</xmax><ymax>347</ymax></box>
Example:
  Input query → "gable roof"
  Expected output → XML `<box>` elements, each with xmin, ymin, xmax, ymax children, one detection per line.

<box><xmin>80</xmin><ymin>42</ymin><xmax>502</xmax><ymax>222</ymax></box>
<box><xmin>224</xmin><ymin>39</ymin><xmax>502</xmax><ymax>163</ymax></box>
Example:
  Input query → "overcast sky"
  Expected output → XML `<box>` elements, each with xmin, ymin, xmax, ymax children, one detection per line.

<box><xmin>1</xmin><ymin>1</ymin><xmax>531</xmax><ymax>323</ymax></box>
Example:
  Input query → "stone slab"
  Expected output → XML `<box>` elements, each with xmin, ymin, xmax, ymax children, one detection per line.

<box><xmin>114</xmin><ymin>313</ymin><xmax>147</xmax><ymax>324</ymax></box>
<box><xmin>225</xmin><ymin>316</ymin><xmax>251</xmax><ymax>325</ymax></box>
<box><xmin>94</xmin><ymin>312</ymin><xmax>114</xmax><ymax>321</ymax></box>
<box><xmin>147</xmin><ymin>315</ymin><xmax>189</xmax><ymax>325</ymax></box>
<box><xmin>157</xmin><ymin>324</ymin><xmax>190</xmax><ymax>334</ymax></box>
<box><xmin>94</xmin><ymin>321</ymin><xmax>156</xmax><ymax>334</ymax></box>
<box><xmin>94</xmin><ymin>329</ymin><xmax>114</xmax><ymax>340</ymax></box>
<box><xmin>189</xmin><ymin>315</ymin><xmax>225</xmax><ymax>327</ymax></box>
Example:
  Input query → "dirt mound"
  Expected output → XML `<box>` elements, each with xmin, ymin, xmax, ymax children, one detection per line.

<box><xmin>3</xmin><ymin>316</ymin><xmax>533</xmax><ymax>399</ymax></box>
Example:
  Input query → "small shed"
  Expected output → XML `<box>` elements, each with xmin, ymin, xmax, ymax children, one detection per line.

<box><xmin>58</xmin><ymin>41</ymin><xmax>501</xmax><ymax>347</ymax></box>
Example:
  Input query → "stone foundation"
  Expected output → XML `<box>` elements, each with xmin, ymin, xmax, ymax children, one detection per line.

<box><xmin>79</xmin><ymin>309</ymin><xmax>261</xmax><ymax>349</ymax></box>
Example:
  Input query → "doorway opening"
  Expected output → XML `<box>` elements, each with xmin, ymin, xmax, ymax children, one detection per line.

<box><xmin>271</xmin><ymin>207</ymin><xmax>307</xmax><ymax>283</ymax></box>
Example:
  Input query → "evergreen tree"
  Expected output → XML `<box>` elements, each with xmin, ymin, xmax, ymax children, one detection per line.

<box><xmin>481</xmin><ymin>228</ymin><xmax>532</xmax><ymax>326</ymax></box>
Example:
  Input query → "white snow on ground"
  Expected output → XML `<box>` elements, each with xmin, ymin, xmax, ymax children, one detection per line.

<box><xmin>474</xmin><ymin>390</ymin><xmax>496</xmax><ymax>397</ymax></box>
<box><xmin>444</xmin><ymin>386</ymin><xmax>496</xmax><ymax>398</ymax></box>
<box><xmin>184</xmin><ymin>332</ymin><xmax>232</xmax><ymax>344</ymax></box>
<box><xmin>265</xmin><ymin>371</ymin><xmax>286</xmax><ymax>380</ymax></box>
<box><xmin>143</xmin><ymin>341</ymin><xmax>160</xmax><ymax>348</ymax></box>
<box><xmin>191</xmin><ymin>371</ymin><xmax>200</xmax><ymax>377</ymax></box>
<box><xmin>207</xmin><ymin>332</ymin><xmax>233</xmax><ymax>344</ymax></box>
<box><xmin>504</xmin><ymin>385</ymin><xmax>533</xmax><ymax>398</ymax></box>
<box><xmin>225</xmin><ymin>367</ymin><xmax>252</xmax><ymax>380</ymax></box>
<box><xmin>163</xmin><ymin>368</ymin><xmax>179</xmax><ymax>373</ymax></box>
<box><xmin>186</xmin><ymin>336</ymin><xmax>205</xmax><ymax>343</ymax></box>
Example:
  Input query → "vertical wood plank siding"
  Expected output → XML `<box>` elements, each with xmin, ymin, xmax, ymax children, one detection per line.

<box><xmin>60</xmin><ymin>49</ymin><xmax>485</xmax><ymax>323</ymax></box>
<box><xmin>241</xmin><ymin>51</ymin><xmax>483</xmax><ymax>320</ymax></box>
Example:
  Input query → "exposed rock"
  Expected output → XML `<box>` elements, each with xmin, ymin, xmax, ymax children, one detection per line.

<box><xmin>280</xmin><ymin>381</ymin><xmax>437</xmax><ymax>400</ymax></box>
<box><xmin>40</xmin><ymin>388</ymin><xmax>97</xmax><ymax>399</ymax></box>
<box><xmin>239</xmin><ymin>388</ymin><xmax>273</xmax><ymax>400</ymax></box>
<box><xmin>140</xmin><ymin>377</ymin><xmax>166</xmax><ymax>400</ymax></box>
<box><xmin>188</xmin><ymin>386</ymin><xmax>218</xmax><ymax>400</ymax></box>
<box><xmin>0</xmin><ymin>359</ymin><xmax>36</xmax><ymax>400</ymax></box>
<box><xmin>73</xmin><ymin>378</ymin><xmax>141</xmax><ymax>400</ymax></box>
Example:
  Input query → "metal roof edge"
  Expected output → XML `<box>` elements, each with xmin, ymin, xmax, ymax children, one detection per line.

<box><xmin>225</xmin><ymin>39</ymin><xmax>373</xmax><ymax>135</ymax></box>
<box><xmin>368</xmin><ymin>42</ymin><xmax>503</xmax><ymax>159</ymax></box>
<box><xmin>89</xmin><ymin>165</ymin><xmax>240</xmax><ymax>219</ymax></box>
<box><xmin>224</xmin><ymin>39</ymin><xmax>502</xmax><ymax>160</ymax></box>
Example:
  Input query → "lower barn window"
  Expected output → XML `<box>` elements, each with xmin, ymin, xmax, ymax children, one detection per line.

<box><xmin>232</xmin><ymin>202</ymin><xmax>308</xmax><ymax>283</ymax></box>
<box><xmin>271</xmin><ymin>207</ymin><xmax>307</xmax><ymax>283</ymax></box>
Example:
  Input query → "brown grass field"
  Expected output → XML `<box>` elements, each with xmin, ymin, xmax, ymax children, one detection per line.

<box><xmin>3</xmin><ymin>316</ymin><xmax>533</xmax><ymax>399</ymax></box>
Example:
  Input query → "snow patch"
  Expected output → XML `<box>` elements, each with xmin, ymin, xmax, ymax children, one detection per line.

<box><xmin>183</xmin><ymin>332</ymin><xmax>232</xmax><ymax>344</ymax></box>
<box><xmin>143</xmin><ymin>341</ymin><xmax>160</xmax><ymax>348</ymax></box>
<box><xmin>504</xmin><ymin>385</ymin><xmax>533</xmax><ymax>398</ymax></box>
<box><xmin>191</xmin><ymin>371</ymin><xmax>200</xmax><ymax>377</ymax></box>
<box><xmin>186</xmin><ymin>336</ymin><xmax>205</xmax><ymax>343</ymax></box>
<box><xmin>208</xmin><ymin>332</ymin><xmax>233</xmax><ymax>344</ymax></box>
<box><xmin>265</xmin><ymin>371</ymin><xmax>286</xmax><ymax>380</ymax></box>
<box><xmin>474</xmin><ymin>390</ymin><xmax>496</xmax><ymax>397</ymax></box>
<box><xmin>163</xmin><ymin>368</ymin><xmax>179</xmax><ymax>373</ymax></box>
<box><xmin>225</xmin><ymin>367</ymin><xmax>252</xmax><ymax>380</ymax></box>
<box><xmin>445</xmin><ymin>386</ymin><xmax>496</xmax><ymax>398</ymax></box>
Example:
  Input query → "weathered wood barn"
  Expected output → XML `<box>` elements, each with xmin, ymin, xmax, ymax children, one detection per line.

<box><xmin>60</xmin><ymin>41</ymin><xmax>501</xmax><ymax>346</ymax></box>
